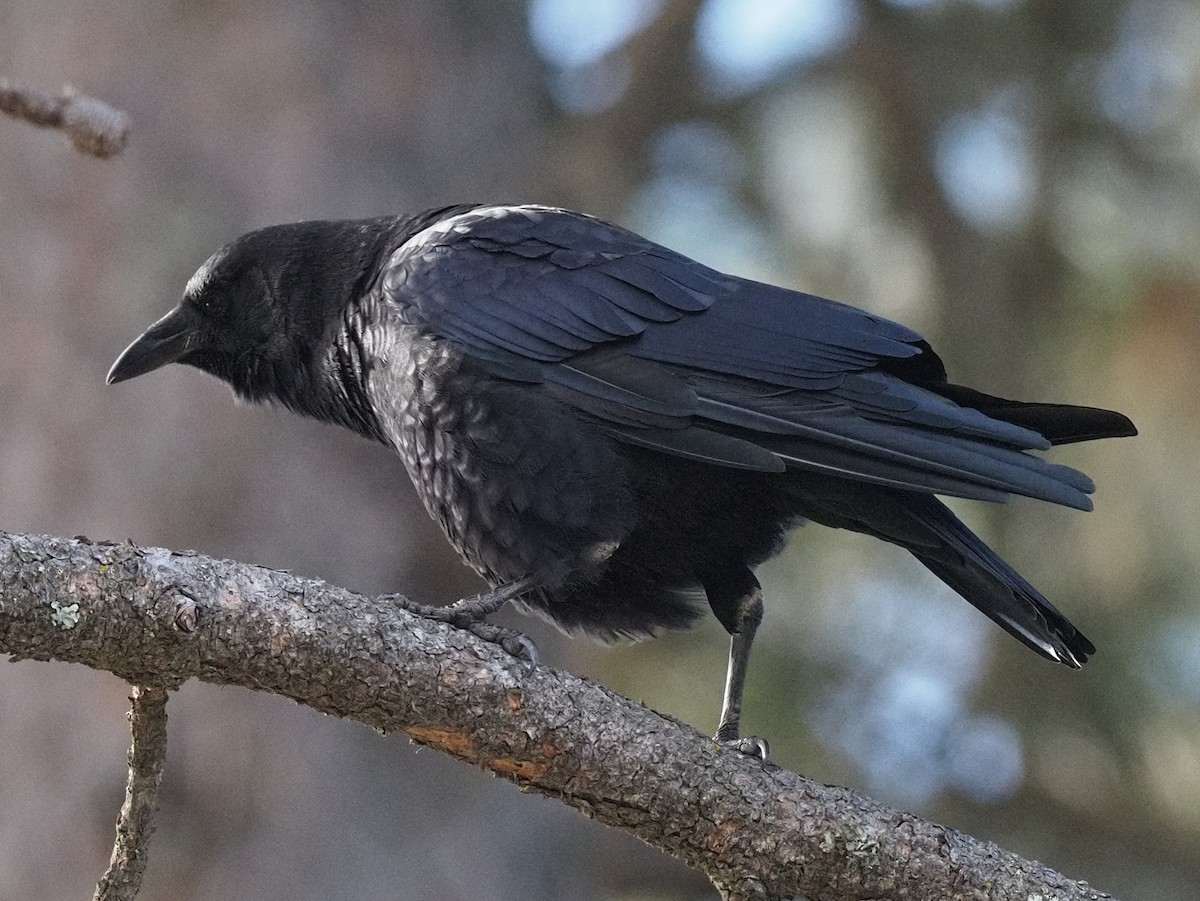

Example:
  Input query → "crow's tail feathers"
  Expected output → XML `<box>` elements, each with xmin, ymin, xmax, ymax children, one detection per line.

<box><xmin>790</xmin><ymin>479</ymin><xmax>1096</xmax><ymax>666</ymax></box>
<box><xmin>930</xmin><ymin>383</ymin><xmax>1137</xmax><ymax>447</ymax></box>
<box><xmin>904</xmin><ymin>493</ymin><xmax>1094</xmax><ymax>666</ymax></box>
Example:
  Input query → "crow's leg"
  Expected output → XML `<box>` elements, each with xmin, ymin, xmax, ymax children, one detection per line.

<box><xmin>715</xmin><ymin>588</ymin><xmax>769</xmax><ymax>760</ymax></box>
<box><xmin>380</xmin><ymin>576</ymin><xmax>539</xmax><ymax>669</ymax></box>
<box><xmin>703</xmin><ymin>566</ymin><xmax>770</xmax><ymax>761</ymax></box>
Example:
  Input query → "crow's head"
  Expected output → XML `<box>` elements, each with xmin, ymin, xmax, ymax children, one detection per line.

<box><xmin>108</xmin><ymin>219</ymin><xmax>394</xmax><ymax>416</ymax></box>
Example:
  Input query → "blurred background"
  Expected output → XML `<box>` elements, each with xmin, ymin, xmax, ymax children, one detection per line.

<box><xmin>0</xmin><ymin>0</ymin><xmax>1192</xmax><ymax>898</ymax></box>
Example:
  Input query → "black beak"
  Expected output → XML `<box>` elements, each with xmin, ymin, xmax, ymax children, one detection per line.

<box><xmin>107</xmin><ymin>305</ymin><xmax>201</xmax><ymax>385</ymax></box>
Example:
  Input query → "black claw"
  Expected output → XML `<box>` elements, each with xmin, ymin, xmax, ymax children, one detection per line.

<box><xmin>467</xmin><ymin>622</ymin><xmax>538</xmax><ymax>670</ymax></box>
<box><xmin>717</xmin><ymin>735</ymin><xmax>771</xmax><ymax>762</ymax></box>
<box><xmin>504</xmin><ymin>634</ymin><xmax>539</xmax><ymax>672</ymax></box>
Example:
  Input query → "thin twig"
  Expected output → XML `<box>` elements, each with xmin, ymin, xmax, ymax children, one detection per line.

<box><xmin>92</xmin><ymin>685</ymin><xmax>169</xmax><ymax>901</ymax></box>
<box><xmin>0</xmin><ymin>79</ymin><xmax>130</xmax><ymax>158</ymax></box>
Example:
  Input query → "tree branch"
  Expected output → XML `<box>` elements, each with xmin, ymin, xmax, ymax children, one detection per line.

<box><xmin>0</xmin><ymin>79</ymin><xmax>130</xmax><ymax>158</ymax></box>
<box><xmin>93</xmin><ymin>685</ymin><xmax>168</xmax><ymax>901</ymax></box>
<box><xmin>0</xmin><ymin>530</ymin><xmax>1114</xmax><ymax>900</ymax></box>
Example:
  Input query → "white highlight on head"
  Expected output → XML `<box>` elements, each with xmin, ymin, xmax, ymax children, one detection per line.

<box><xmin>184</xmin><ymin>246</ymin><xmax>232</xmax><ymax>300</ymax></box>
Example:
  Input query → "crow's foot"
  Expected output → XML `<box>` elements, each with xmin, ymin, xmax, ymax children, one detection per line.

<box><xmin>380</xmin><ymin>577</ymin><xmax>539</xmax><ymax>671</ymax></box>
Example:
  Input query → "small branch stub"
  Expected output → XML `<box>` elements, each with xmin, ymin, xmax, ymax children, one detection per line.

<box><xmin>172</xmin><ymin>594</ymin><xmax>197</xmax><ymax>634</ymax></box>
<box><xmin>0</xmin><ymin>79</ymin><xmax>130</xmax><ymax>158</ymax></box>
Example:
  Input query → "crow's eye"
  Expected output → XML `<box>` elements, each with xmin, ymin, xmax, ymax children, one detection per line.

<box><xmin>184</xmin><ymin>292</ymin><xmax>217</xmax><ymax>319</ymax></box>
<box><xmin>189</xmin><ymin>272</ymin><xmax>236</xmax><ymax>317</ymax></box>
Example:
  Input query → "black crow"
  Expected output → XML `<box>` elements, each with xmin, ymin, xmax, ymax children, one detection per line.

<box><xmin>108</xmin><ymin>204</ymin><xmax>1135</xmax><ymax>756</ymax></box>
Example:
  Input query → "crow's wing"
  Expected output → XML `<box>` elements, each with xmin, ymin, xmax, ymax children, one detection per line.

<box><xmin>378</xmin><ymin>204</ymin><xmax>1096</xmax><ymax>510</ymax></box>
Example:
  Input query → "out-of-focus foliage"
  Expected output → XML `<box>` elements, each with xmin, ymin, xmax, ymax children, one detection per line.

<box><xmin>0</xmin><ymin>0</ymin><xmax>1192</xmax><ymax>898</ymax></box>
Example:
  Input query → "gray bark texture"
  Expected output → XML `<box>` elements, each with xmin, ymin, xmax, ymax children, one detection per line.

<box><xmin>0</xmin><ymin>530</ymin><xmax>1115</xmax><ymax>901</ymax></box>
